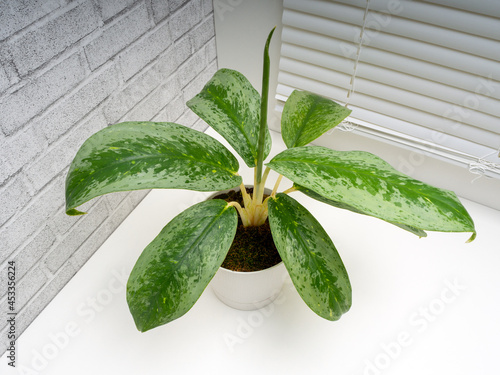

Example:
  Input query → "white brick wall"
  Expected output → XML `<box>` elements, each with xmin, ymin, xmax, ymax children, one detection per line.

<box><xmin>8</xmin><ymin>2</ymin><xmax>101</xmax><ymax>76</ymax></box>
<box><xmin>0</xmin><ymin>0</ymin><xmax>217</xmax><ymax>356</ymax></box>
<box><xmin>0</xmin><ymin>54</ymin><xmax>87</xmax><ymax>135</ymax></box>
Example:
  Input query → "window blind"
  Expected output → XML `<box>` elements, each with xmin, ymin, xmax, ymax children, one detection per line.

<box><xmin>276</xmin><ymin>0</ymin><xmax>500</xmax><ymax>178</ymax></box>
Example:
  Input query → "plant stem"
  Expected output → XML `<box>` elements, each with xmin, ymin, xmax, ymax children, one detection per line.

<box><xmin>228</xmin><ymin>201</ymin><xmax>250</xmax><ymax>226</ymax></box>
<box><xmin>282</xmin><ymin>186</ymin><xmax>297</xmax><ymax>195</ymax></box>
<box><xmin>240</xmin><ymin>182</ymin><xmax>252</xmax><ymax>208</ymax></box>
<box><xmin>252</xmin><ymin>167</ymin><xmax>259</xmax><ymax>205</ymax></box>
<box><xmin>271</xmin><ymin>174</ymin><xmax>283</xmax><ymax>197</ymax></box>
<box><xmin>255</xmin><ymin>167</ymin><xmax>271</xmax><ymax>203</ymax></box>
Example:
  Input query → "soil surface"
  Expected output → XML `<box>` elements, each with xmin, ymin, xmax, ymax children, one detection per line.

<box><xmin>212</xmin><ymin>187</ymin><xmax>282</xmax><ymax>272</ymax></box>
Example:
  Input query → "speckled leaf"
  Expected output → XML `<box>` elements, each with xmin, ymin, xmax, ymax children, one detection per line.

<box><xmin>294</xmin><ymin>184</ymin><xmax>427</xmax><ymax>237</ymax></box>
<box><xmin>268</xmin><ymin>193</ymin><xmax>351</xmax><ymax>320</ymax></box>
<box><xmin>187</xmin><ymin>68</ymin><xmax>271</xmax><ymax>167</ymax></box>
<box><xmin>127</xmin><ymin>199</ymin><xmax>237</xmax><ymax>332</ymax></box>
<box><xmin>282</xmin><ymin>90</ymin><xmax>351</xmax><ymax>148</ymax></box>
<box><xmin>65</xmin><ymin>122</ymin><xmax>242</xmax><ymax>215</ymax></box>
<box><xmin>267</xmin><ymin>146</ymin><xmax>476</xmax><ymax>239</ymax></box>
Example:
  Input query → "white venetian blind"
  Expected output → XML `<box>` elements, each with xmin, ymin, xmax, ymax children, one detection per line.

<box><xmin>276</xmin><ymin>0</ymin><xmax>500</xmax><ymax>178</ymax></box>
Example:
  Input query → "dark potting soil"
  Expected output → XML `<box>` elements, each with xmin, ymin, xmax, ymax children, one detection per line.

<box><xmin>212</xmin><ymin>187</ymin><xmax>282</xmax><ymax>272</ymax></box>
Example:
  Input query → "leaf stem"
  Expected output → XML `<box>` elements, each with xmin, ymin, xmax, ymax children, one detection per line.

<box><xmin>240</xmin><ymin>182</ymin><xmax>252</xmax><ymax>208</ymax></box>
<box><xmin>271</xmin><ymin>174</ymin><xmax>283</xmax><ymax>197</ymax></box>
<box><xmin>253</xmin><ymin>167</ymin><xmax>258</xmax><ymax>205</ymax></box>
<box><xmin>282</xmin><ymin>186</ymin><xmax>297</xmax><ymax>195</ymax></box>
<box><xmin>255</xmin><ymin>167</ymin><xmax>271</xmax><ymax>204</ymax></box>
<box><xmin>228</xmin><ymin>201</ymin><xmax>250</xmax><ymax>226</ymax></box>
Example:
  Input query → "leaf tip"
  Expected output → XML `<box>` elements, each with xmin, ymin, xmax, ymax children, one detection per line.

<box><xmin>137</xmin><ymin>324</ymin><xmax>149</xmax><ymax>333</ymax></box>
<box><xmin>417</xmin><ymin>230</ymin><xmax>427</xmax><ymax>239</ymax></box>
<box><xmin>66</xmin><ymin>208</ymin><xmax>87</xmax><ymax>216</ymax></box>
<box><xmin>267</xmin><ymin>27</ymin><xmax>277</xmax><ymax>43</ymax></box>
<box><xmin>466</xmin><ymin>231</ymin><xmax>477</xmax><ymax>243</ymax></box>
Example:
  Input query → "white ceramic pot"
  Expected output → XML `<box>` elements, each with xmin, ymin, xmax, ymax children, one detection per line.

<box><xmin>208</xmin><ymin>185</ymin><xmax>288</xmax><ymax>310</ymax></box>
<box><xmin>211</xmin><ymin>262</ymin><xmax>287</xmax><ymax>310</ymax></box>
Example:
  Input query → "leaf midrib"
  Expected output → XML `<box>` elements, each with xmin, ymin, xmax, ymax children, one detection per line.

<box><xmin>271</xmin><ymin>156</ymin><xmax>467</xmax><ymax>222</ymax></box>
<box><xmin>295</xmin><ymin>185</ymin><xmax>427</xmax><ymax>236</ymax></box>
<box><xmin>144</xmin><ymin>204</ymin><xmax>232</xmax><ymax>327</ymax></box>
<box><xmin>201</xmin><ymin>85</ymin><xmax>259</xmax><ymax>161</ymax></box>
<box><xmin>68</xmin><ymin>151</ymin><xmax>239</xmax><ymax>206</ymax></box>
<box><xmin>289</xmin><ymin>95</ymin><xmax>319</xmax><ymax>148</ymax></box>
<box><xmin>272</xmin><ymin>197</ymin><xmax>348</xmax><ymax>315</ymax></box>
<box><xmin>294</xmin><ymin>226</ymin><xmax>345</xmax><ymax>313</ymax></box>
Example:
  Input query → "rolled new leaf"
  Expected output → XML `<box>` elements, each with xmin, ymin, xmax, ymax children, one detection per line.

<box><xmin>256</xmin><ymin>27</ymin><xmax>275</xmax><ymax>186</ymax></box>
<box><xmin>294</xmin><ymin>184</ymin><xmax>427</xmax><ymax>238</ymax></box>
<box><xmin>65</xmin><ymin>122</ymin><xmax>242</xmax><ymax>215</ymax></box>
<box><xmin>268</xmin><ymin>193</ymin><xmax>352</xmax><ymax>320</ymax></box>
<box><xmin>187</xmin><ymin>68</ymin><xmax>271</xmax><ymax>168</ymax></box>
<box><xmin>267</xmin><ymin>146</ymin><xmax>476</xmax><ymax>240</ymax></box>
<box><xmin>127</xmin><ymin>199</ymin><xmax>238</xmax><ymax>332</ymax></box>
<box><xmin>281</xmin><ymin>90</ymin><xmax>351</xmax><ymax>148</ymax></box>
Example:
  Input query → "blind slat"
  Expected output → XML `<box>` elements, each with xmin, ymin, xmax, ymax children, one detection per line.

<box><xmin>316</xmin><ymin>0</ymin><xmax>500</xmax><ymax>40</ymax></box>
<box><xmin>360</xmin><ymin>47</ymin><xmax>500</xmax><ymax>101</ymax></box>
<box><xmin>356</xmin><ymin>64</ymin><xmax>500</xmax><ymax>118</ymax></box>
<box><xmin>281</xmin><ymin>26</ymin><xmax>358</xmax><ymax>61</ymax></box>
<box><xmin>364</xmin><ymin>13</ymin><xmax>500</xmax><ymax>61</ymax></box>
<box><xmin>420</xmin><ymin>0</ymin><xmax>500</xmax><ymax>18</ymax></box>
<box><xmin>364</xmin><ymin>32</ymin><xmax>500</xmax><ymax>80</ymax></box>
<box><xmin>282</xmin><ymin>10</ymin><xmax>361</xmax><ymax>45</ymax></box>
<box><xmin>349</xmin><ymin>90</ymin><xmax>500</xmax><ymax>149</ymax></box>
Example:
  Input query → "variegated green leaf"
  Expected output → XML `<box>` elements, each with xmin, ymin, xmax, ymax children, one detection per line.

<box><xmin>65</xmin><ymin>122</ymin><xmax>242</xmax><ymax>215</ymax></box>
<box><xmin>267</xmin><ymin>146</ymin><xmax>475</xmax><ymax>239</ymax></box>
<box><xmin>186</xmin><ymin>68</ymin><xmax>271</xmax><ymax>167</ymax></box>
<box><xmin>268</xmin><ymin>193</ymin><xmax>351</xmax><ymax>320</ymax></box>
<box><xmin>281</xmin><ymin>90</ymin><xmax>351</xmax><ymax>148</ymax></box>
<box><xmin>127</xmin><ymin>199</ymin><xmax>238</xmax><ymax>332</ymax></box>
<box><xmin>294</xmin><ymin>184</ymin><xmax>427</xmax><ymax>237</ymax></box>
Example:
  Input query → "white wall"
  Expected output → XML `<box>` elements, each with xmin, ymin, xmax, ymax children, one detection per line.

<box><xmin>213</xmin><ymin>0</ymin><xmax>284</xmax><ymax>131</ymax></box>
<box><xmin>213</xmin><ymin>0</ymin><xmax>500</xmax><ymax>211</ymax></box>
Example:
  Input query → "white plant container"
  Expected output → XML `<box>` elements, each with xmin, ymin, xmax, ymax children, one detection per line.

<box><xmin>211</xmin><ymin>262</ymin><xmax>287</xmax><ymax>310</ymax></box>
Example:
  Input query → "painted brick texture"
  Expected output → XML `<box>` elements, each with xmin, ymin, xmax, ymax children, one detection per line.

<box><xmin>0</xmin><ymin>0</ymin><xmax>217</xmax><ymax>356</ymax></box>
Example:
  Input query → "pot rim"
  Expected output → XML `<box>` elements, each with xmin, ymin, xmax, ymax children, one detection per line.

<box><xmin>207</xmin><ymin>184</ymin><xmax>272</xmax><ymax>199</ymax></box>
<box><xmin>218</xmin><ymin>260</ymin><xmax>285</xmax><ymax>275</ymax></box>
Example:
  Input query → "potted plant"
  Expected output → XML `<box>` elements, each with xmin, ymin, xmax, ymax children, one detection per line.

<box><xmin>65</xmin><ymin>29</ymin><xmax>475</xmax><ymax>332</ymax></box>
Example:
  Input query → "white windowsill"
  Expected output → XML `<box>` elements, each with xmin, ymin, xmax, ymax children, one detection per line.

<box><xmin>2</xmin><ymin>128</ymin><xmax>500</xmax><ymax>374</ymax></box>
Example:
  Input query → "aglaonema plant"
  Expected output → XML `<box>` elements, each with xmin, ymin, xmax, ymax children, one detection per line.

<box><xmin>65</xmin><ymin>29</ymin><xmax>476</xmax><ymax>332</ymax></box>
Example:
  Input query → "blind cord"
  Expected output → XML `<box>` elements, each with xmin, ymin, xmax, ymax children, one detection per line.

<box><xmin>339</xmin><ymin>0</ymin><xmax>370</xmax><ymax>133</ymax></box>
<box><xmin>345</xmin><ymin>0</ymin><xmax>370</xmax><ymax>109</ymax></box>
